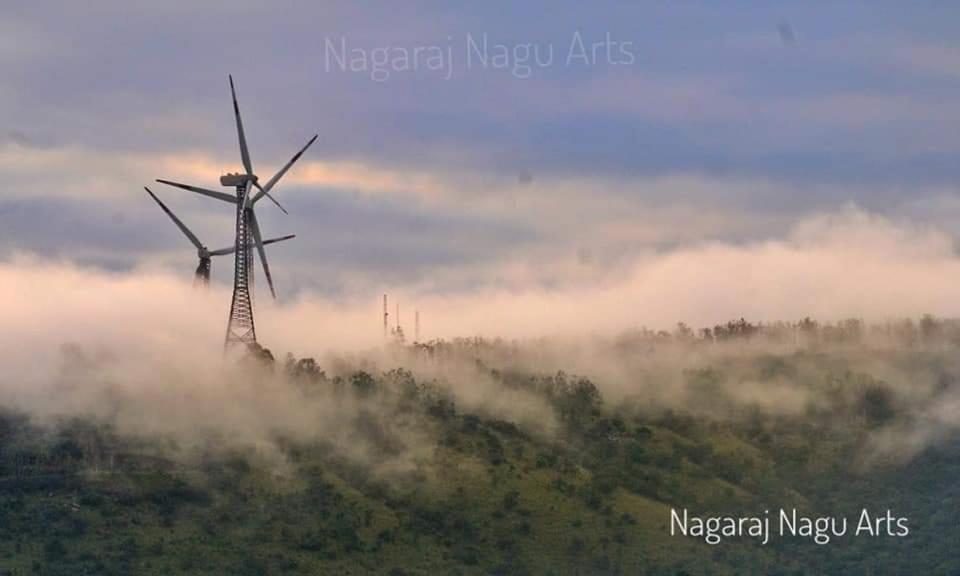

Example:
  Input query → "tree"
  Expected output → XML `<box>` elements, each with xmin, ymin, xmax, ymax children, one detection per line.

<box><xmin>920</xmin><ymin>314</ymin><xmax>941</xmax><ymax>343</ymax></box>
<box><xmin>350</xmin><ymin>371</ymin><xmax>378</xmax><ymax>397</ymax></box>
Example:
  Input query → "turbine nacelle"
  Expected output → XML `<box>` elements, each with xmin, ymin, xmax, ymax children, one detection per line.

<box><xmin>220</xmin><ymin>172</ymin><xmax>259</xmax><ymax>188</ymax></box>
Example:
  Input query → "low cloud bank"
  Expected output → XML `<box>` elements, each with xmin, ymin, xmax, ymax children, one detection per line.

<box><xmin>2</xmin><ymin>207</ymin><xmax>959</xmax><ymax>467</ymax></box>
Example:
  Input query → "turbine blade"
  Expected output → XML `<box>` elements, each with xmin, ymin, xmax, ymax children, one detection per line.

<box><xmin>263</xmin><ymin>233</ymin><xmax>295</xmax><ymax>246</ymax></box>
<box><xmin>253</xmin><ymin>134</ymin><xmax>318</xmax><ymax>204</ymax></box>
<box><xmin>248</xmin><ymin>210</ymin><xmax>276</xmax><ymax>299</ymax></box>
<box><xmin>229</xmin><ymin>75</ymin><xmax>253</xmax><ymax>176</ymax></box>
<box><xmin>250</xmin><ymin>180</ymin><xmax>288</xmax><ymax>212</ymax></box>
<box><xmin>155</xmin><ymin>179</ymin><xmax>237</xmax><ymax>204</ymax></box>
<box><xmin>262</xmin><ymin>191</ymin><xmax>288</xmax><ymax>214</ymax></box>
<box><xmin>144</xmin><ymin>187</ymin><xmax>203</xmax><ymax>250</ymax></box>
<box><xmin>241</xmin><ymin>179</ymin><xmax>253</xmax><ymax>209</ymax></box>
<box><xmin>209</xmin><ymin>234</ymin><xmax>293</xmax><ymax>256</ymax></box>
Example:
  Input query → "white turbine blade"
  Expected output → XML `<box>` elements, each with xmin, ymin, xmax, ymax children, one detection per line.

<box><xmin>253</xmin><ymin>134</ymin><xmax>318</xmax><ymax>205</ymax></box>
<box><xmin>144</xmin><ymin>187</ymin><xmax>203</xmax><ymax>250</ymax></box>
<box><xmin>263</xmin><ymin>233</ymin><xmax>295</xmax><ymax>246</ymax></box>
<box><xmin>210</xmin><ymin>234</ymin><xmax>294</xmax><ymax>256</ymax></box>
<box><xmin>156</xmin><ymin>179</ymin><xmax>237</xmax><ymax>204</ymax></box>
<box><xmin>229</xmin><ymin>74</ymin><xmax>253</xmax><ymax>176</ymax></box>
<box><xmin>251</xmin><ymin>180</ymin><xmax>286</xmax><ymax>212</ymax></box>
<box><xmin>241</xmin><ymin>179</ymin><xmax>253</xmax><ymax>209</ymax></box>
<box><xmin>261</xmin><ymin>191</ymin><xmax>288</xmax><ymax>214</ymax></box>
<box><xmin>248</xmin><ymin>210</ymin><xmax>276</xmax><ymax>299</ymax></box>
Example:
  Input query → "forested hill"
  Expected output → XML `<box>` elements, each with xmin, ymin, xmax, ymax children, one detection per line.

<box><xmin>2</xmin><ymin>324</ymin><xmax>960</xmax><ymax>575</ymax></box>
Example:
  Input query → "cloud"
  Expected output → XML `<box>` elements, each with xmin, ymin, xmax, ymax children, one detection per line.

<box><xmin>5</xmin><ymin>206</ymin><xmax>960</xmax><ymax>468</ymax></box>
<box><xmin>2</xmin><ymin>207</ymin><xmax>956</xmax><ymax>362</ymax></box>
<box><xmin>0</xmin><ymin>254</ymin><xmax>563</xmax><ymax>472</ymax></box>
<box><xmin>0</xmin><ymin>143</ymin><xmax>444</xmax><ymax>201</ymax></box>
<box><xmin>6</xmin><ymin>1</ymin><xmax>960</xmax><ymax>299</ymax></box>
<box><xmin>6</xmin><ymin>2</ymin><xmax>960</xmax><ymax>187</ymax></box>
<box><xmin>8</xmin><ymin>132</ymin><xmax>960</xmax><ymax>301</ymax></box>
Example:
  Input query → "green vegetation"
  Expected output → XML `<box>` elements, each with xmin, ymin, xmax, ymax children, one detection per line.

<box><xmin>2</xmin><ymin>318</ymin><xmax>960</xmax><ymax>574</ymax></box>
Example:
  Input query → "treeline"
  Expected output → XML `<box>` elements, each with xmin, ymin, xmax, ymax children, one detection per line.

<box><xmin>631</xmin><ymin>314</ymin><xmax>960</xmax><ymax>346</ymax></box>
<box><xmin>355</xmin><ymin>315</ymin><xmax>960</xmax><ymax>360</ymax></box>
<box><xmin>410</xmin><ymin>315</ymin><xmax>959</xmax><ymax>350</ymax></box>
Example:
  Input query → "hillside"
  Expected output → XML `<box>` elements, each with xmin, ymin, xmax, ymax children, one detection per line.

<box><xmin>1</xmin><ymin>328</ymin><xmax>959</xmax><ymax>575</ymax></box>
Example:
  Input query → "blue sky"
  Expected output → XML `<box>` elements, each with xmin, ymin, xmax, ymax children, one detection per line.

<box><xmin>3</xmin><ymin>1</ymin><xmax>960</xmax><ymax>299</ymax></box>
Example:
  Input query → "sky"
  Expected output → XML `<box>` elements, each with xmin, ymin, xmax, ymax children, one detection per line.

<box><xmin>3</xmin><ymin>1</ymin><xmax>960</xmax><ymax>338</ymax></box>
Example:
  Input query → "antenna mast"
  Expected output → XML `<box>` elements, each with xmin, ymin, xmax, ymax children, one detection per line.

<box><xmin>383</xmin><ymin>294</ymin><xmax>389</xmax><ymax>340</ymax></box>
<box><xmin>415</xmin><ymin>309</ymin><xmax>420</xmax><ymax>342</ymax></box>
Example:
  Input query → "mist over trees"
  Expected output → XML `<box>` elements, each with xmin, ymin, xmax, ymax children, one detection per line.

<box><xmin>1</xmin><ymin>315</ymin><xmax>958</xmax><ymax>574</ymax></box>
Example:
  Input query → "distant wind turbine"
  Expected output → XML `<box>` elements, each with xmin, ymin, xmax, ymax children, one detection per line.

<box><xmin>144</xmin><ymin>186</ymin><xmax>294</xmax><ymax>286</ymax></box>
<box><xmin>152</xmin><ymin>75</ymin><xmax>317</xmax><ymax>348</ymax></box>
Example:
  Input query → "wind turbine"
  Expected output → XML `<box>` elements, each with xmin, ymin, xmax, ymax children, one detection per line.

<box><xmin>143</xmin><ymin>187</ymin><xmax>294</xmax><ymax>286</ymax></box>
<box><xmin>154</xmin><ymin>75</ymin><xmax>317</xmax><ymax>348</ymax></box>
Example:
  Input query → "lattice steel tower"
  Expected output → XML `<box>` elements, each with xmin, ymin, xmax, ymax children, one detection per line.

<box><xmin>225</xmin><ymin>183</ymin><xmax>257</xmax><ymax>346</ymax></box>
<box><xmin>152</xmin><ymin>75</ymin><xmax>317</xmax><ymax>350</ymax></box>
